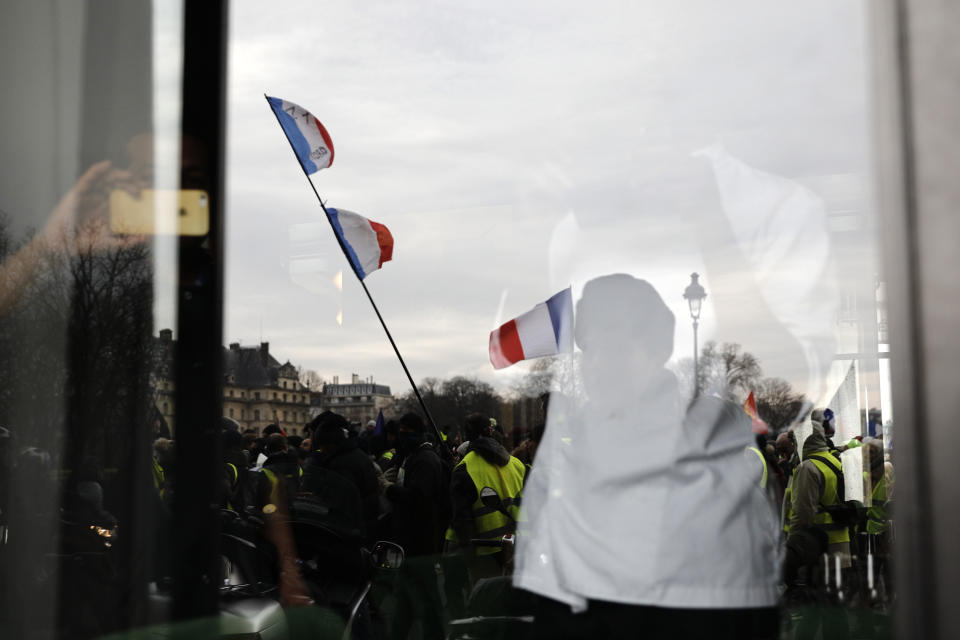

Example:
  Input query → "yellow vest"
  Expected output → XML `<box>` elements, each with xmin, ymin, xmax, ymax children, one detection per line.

<box><xmin>152</xmin><ymin>458</ymin><xmax>165</xmax><ymax>498</ymax></box>
<box><xmin>446</xmin><ymin>451</ymin><xmax>526</xmax><ymax>555</ymax></box>
<box><xmin>866</xmin><ymin>474</ymin><xmax>888</xmax><ymax>535</ymax></box>
<box><xmin>747</xmin><ymin>446</ymin><xmax>768</xmax><ymax>489</ymax></box>
<box><xmin>807</xmin><ymin>451</ymin><xmax>850</xmax><ymax>545</ymax></box>
<box><xmin>261</xmin><ymin>465</ymin><xmax>303</xmax><ymax>507</ymax></box>
<box><xmin>782</xmin><ymin>468</ymin><xmax>796</xmax><ymax>534</ymax></box>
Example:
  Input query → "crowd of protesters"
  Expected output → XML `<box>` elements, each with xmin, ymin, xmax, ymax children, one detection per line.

<box><xmin>750</xmin><ymin>407</ymin><xmax>894</xmax><ymax>640</ymax></box>
<box><xmin>145</xmin><ymin>405</ymin><xmax>542</xmax><ymax>639</ymax></box>
<box><xmin>0</xmin><ymin>389</ymin><xmax>893</xmax><ymax>640</ymax></box>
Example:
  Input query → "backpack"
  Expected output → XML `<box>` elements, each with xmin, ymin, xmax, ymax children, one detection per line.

<box><xmin>815</xmin><ymin>451</ymin><xmax>865</xmax><ymax>527</ymax></box>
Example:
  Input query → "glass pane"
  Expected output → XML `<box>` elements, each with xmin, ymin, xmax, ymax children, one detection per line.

<box><xmin>222</xmin><ymin>1</ymin><xmax>894</xmax><ymax>638</ymax></box>
<box><xmin>0</xmin><ymin>1</ymin><xmax>185</xmax><ymax>637</ymax></box>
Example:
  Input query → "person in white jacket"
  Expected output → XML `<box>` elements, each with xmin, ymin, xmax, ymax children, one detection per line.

<box><xmin>514</xmin><ymin>273</ymin><xmax>781</xmax><ymax>639</ymax></box>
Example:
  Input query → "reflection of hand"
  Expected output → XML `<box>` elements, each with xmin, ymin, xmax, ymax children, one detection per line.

<box><xmin>42</xmin><ymin>161</ymin><xmax>146</xmax><ymax>254</ymax></box>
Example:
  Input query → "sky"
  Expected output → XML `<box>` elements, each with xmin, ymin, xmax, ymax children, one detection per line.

<box><xmin>207</xmin><ymin>0</ymin><xmax>879</xmax><ymax>401</ymax></box>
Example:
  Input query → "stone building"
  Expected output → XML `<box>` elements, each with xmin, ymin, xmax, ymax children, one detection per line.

<box><xmin>153</xmin><ymin>330</ymin><xmax>315</xmax><ymax>436</ymax></box>
<box><xmin>313</xmin><ymin>373</ymin><xmax>394</xmax><ymax>425</ymax></box>
<box><xmin>221</xmin><ymin>342</ymin><xmax>313</xmax><ymax>434</ymax></box>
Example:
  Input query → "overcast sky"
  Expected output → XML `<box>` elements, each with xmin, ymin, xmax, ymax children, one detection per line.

<box><xmin>212</xmin><ymin>0</ymin><xmax>877</xmax><ymax>400</ymax></box>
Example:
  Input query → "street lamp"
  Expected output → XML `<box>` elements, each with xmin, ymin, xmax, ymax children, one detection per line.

<box><xmin>683</xmin><ymin>273</ymin><xmax>707</xmax><ymax>397</ymax></box>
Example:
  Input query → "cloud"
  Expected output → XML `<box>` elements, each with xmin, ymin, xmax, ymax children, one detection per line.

<box><xmin>223</xmin><ymin>0</ymin><xmax>877</xmax><ymax>397</ymax></box>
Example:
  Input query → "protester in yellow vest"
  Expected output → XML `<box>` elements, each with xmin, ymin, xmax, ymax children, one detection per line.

<box><xmin>446</xmin><ymin>413</ymin><xmax>526</xmax><ymax>581</ymax></box>
<box><xmin>776</xmin><ymin>430</ymin><xmax>799</xmax><ymax>535</ymax></box>
<box><xmin>257</xmin><ymin>433</ymin><xmax>302</xmax><ymax>510</ymax></box>
<box><xmin>787</xmin><ymin>422</ymin><xmax>851</xmax><ymax>569</ymax></box>
<box><xmin>862</xmin><ymin>440</ymin><xmax>891</xmax><ymax>537</ymax></box>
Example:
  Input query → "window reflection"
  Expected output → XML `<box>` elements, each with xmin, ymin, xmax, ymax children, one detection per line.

<box><xmin>0</xmin><ymin>1</ymin><xmax>901</xmax><ymax>639</ymax></box>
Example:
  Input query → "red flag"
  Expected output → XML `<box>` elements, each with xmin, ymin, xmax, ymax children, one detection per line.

<box><xmin>743</xmin><ymin>391</ymin><xmax>768</xmax><ymax>434</ymax></box>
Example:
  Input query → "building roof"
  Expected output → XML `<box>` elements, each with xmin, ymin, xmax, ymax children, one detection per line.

<box><xmin>153</xmin><ymin>331</ymin><xmax>289</xmax><ymax>389</ymax></box>
<box><xmin>322</xmin><ymin>382</ymin><xmax>392</xmax><ymax>396</ymax></box>
<box><xmin>223</xmin><ymin>342</ymin><xmax>281</xmax><ymax>387</ymax></box>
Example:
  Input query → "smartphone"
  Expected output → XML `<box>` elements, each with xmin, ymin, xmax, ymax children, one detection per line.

<box><xmin>109</xmin><ymin>189</ymin><xmax>210</xmax><ymax>236</ymax></box>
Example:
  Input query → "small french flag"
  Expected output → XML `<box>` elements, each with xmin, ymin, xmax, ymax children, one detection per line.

<box><xmin>326</xmin><ymin>208</ymin><xmax>394</xmax><ymax>280</ymax></box>
<box><xmin>489</xmin><ymin>288</ymin><xmax>573</xmax><ymax>370</ymax></box>
<box><xmin>743</xmin><ymin>391</ymin><xmax>768</xmax><ymax>434</ymax></box>
<box><xmin>267</xmin><ymin>96</ymin><xmax>335</xmax><ymax>175</ymax></box>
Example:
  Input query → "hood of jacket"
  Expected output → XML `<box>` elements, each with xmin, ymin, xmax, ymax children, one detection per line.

<box><xmin>468</xmin><ymin>435</ymin><xmax>511</xmax><ymax>467</ymax></box>
<box><xmin>263</xmin><ymin>450</ymin><xmax>300</xmax><ymax>474</ymax></box>
<box><xmin>802</xmin><ymin>423</ymin><xmax>829</xmax><ymax>460</ymax></box>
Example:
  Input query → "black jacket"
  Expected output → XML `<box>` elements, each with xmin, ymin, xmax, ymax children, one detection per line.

<box><xmin>386</xmin><ymin>441</ymin><xmax>449</xmax><ymax>556</ymax></box>
<box><xmin>305</xmin><ymin>439</ymin><xmax>380</xmax><ymax>538</ymax></box>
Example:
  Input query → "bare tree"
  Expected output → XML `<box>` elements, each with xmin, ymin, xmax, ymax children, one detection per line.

<box><xmin>511</xmin><ymin>358</ymin><xmax>555</xmax><ymax>400</ymax></box>
<box><xmin>395</xmin><ymin>375</ymin><xmax>502</xmax><ymax>434</ymax></box>
<box><xmin>755</xmin><ymin>377</ymin><xmax>807</xmax><ymax>433</ymax></box>
<box><xmin>0</xmin><ymin>218</ymin><xmax>153</xmax><ymax>471</ymax></box>
<box><xmin>697</xmin><ymin>341</ymin><xmax>762</xmax><ymax>399</ymax></box>
<box><xmin>298</xmin><ymin>368</ymin><xmax>325</xmax><ymax>391</ymax></box>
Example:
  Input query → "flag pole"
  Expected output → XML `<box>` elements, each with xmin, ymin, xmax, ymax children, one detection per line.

<box><xmin>264</xmin><ymin>95</ymin><xmax>449</xmax><ymax>458</ymax></box>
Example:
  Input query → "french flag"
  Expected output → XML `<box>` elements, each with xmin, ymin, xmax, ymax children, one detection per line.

<box><xmin>326</xmin><ymin>208</ymin><xmax>394</xmax><ymax>280</ymax></box>
<box><xmin>267</xmin><ymin>96</ymin><xmax>335</xmax><ymax>175</ymax></box>
<box><xmin>489</xmin><ymin>288</ymin><xmax>573</xmax><ymax>370</ymax></box>
<box><xmin>743</xmin><ymin>391</ymin><xmax>768</xmax><ymax>434</ymax></box>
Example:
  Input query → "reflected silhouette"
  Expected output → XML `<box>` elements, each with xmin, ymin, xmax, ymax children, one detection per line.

<box><xmin>516</xmin><ymin>274</ymin><xmax>780</xmax><ymax>636</ymax></box>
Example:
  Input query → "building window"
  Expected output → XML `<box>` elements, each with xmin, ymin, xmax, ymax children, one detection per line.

<box><xmin>229</xmin><ymin>389</ymin><xmax>233</xmax><ymax>397</ymax></box>
<box><xmin>273</xmin><ymin>392</ymin><xmax>277</xmax><ymax>399</ymax></box>
<box><xmin>283</xmin><ymin>393</ymin><xmax>287</xmax><ymax>402</ymax></box>
<box><xmin>229</xmin><ymin>408</ymin><xmax>234</xmax><ymax>418</ymax></box>
<box><xmin>284</xmin><ymin>411</ymin><xmax>288</xmax><ymax>421</ymax></box>
<box><xmin>255</xmin><ymin>409</ymin><xmax>260</xmax><ymax>420</ymax></box>
<box><xmin>255</xmin><ymin>391</ymin><xmax>260</xmax><ymax>400</ymax></box>
<box><xmin>282</xmin><ymin>380</ymin><xmax>287</xmax><ymax>389</ymax></box>
<box><xmin>241</xmin><ymin>391</ymin><xmax>245</xmax><ymax>398</ymax></box>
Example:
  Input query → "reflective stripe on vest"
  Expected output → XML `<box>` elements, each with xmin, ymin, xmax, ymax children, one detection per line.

<box><xmin>782</xmin><ymin>469</ymin><xmax>796</xmax><ymax>534</ymax></box>
<box><xmin>807</xmin><ymin>451</ymin><xmax>850</xmax><ymax>545</ymax></box>
<box><xmin>261</xmin><ymin>465</ymin><xmax>303</xmax><ymax>508</ymax></box>
<box><xmin>747</xmin><ymin>446</ymin><xmax>768</xmax><ymax>489</ymax></box>
<box><xmin>152</xmin><ymin>458</ymin><xmax>165</xmax><ymax>490</ymax></box>
<box><xmin>446</xmin><ymin>451</ymin><xmax>526</xmax><ymax>555</ymax></box>
<box><xmin>866</xmin><ymin>475</ymin><xmax>888</xmax><ymax>534</ymax></box>
<box><xmin>262</xmin><ymin>468</ymin><xmax>281</xmax><ymax>506</ymax></box>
